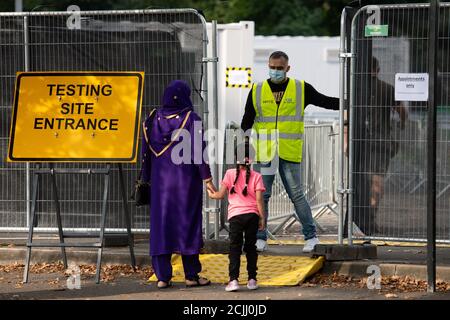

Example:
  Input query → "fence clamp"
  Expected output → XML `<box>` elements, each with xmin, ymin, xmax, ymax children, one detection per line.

<box><xmin>339</xmin><ymin>52</ymin><xmax>355</xmax><ymax>59</ymax></box>
<box><xmin>337</xmin><ymin>188</ymin><xmax>353</xmax><ymax>195</ymax></box>
<box><xmin>202</xmin><ymin>57</ymin><xmax>219</xmax><ymax>63</ymax></box>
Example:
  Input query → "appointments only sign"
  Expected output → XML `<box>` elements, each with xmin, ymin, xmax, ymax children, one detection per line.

<box><xmin>8</xmin><ymin>72</ymin><xmax>144</xmax><ymax>162</ymax></box>
<box><xmin>395</xmin><ymin>73</ymin><xmax>429</xmax><ymax>102</ymax></box>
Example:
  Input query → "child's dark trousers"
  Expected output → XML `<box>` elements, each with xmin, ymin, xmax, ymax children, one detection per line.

<box><xmin>228</xmin><ymin>213</ymin><xmax>259</xmax><ymax>281</ymax></box>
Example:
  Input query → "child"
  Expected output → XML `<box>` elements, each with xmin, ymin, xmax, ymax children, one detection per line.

<box><xmin>207</xmin><ymin>142</ymin><xmax>265</xmax><ymax>292</ymax></box>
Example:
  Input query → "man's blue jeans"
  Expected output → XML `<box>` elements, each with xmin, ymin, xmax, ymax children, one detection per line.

<box><xmin>253</xmin><ymin>157</ymin><xmax>317</xmax><ymax>241</ymax></box>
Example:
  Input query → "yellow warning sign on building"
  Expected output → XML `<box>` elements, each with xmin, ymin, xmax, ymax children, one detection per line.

<box><xmin>7</xmin><ymin>72</ymin><xmax>144</xmax><ymax>162</ymax></box>
<box><xmin>226</xmin><ymin>67</ymin><xmax>252</xmax><ymax>88</ymax></box>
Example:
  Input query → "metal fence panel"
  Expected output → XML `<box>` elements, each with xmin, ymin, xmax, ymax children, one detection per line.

<box><xmin>0</xmin><ymin>9</ymin><xmax>207</xmax><ymax>233</ymax></box>
<box><xmin>349</xmin><ymin>3</ymin><xmax>450</xmax><ymax>242</ymax></box>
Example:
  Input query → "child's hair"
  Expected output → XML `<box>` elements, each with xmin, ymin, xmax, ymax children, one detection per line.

<box><xmin>230</xmin><ymin>141</ymin><xmax>255</xmax><ymax>196</ymax></box>
<box><xmin>230</xmin><ymin>163</ymin><xmax>251</xmax><ymax>196</ymax></box>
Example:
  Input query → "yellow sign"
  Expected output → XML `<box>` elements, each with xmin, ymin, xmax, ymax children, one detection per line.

<box><xmin>226</xmin><ymin>67</ymin><xmax>252</xmax><ymax>88</ymax></box>
<box><xmin>7</xmin><ymin>72</ymin><xmax>144</xmax><ymax>162</ymax></box>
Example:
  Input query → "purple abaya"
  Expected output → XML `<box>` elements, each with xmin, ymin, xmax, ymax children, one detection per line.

<box><xmin>141</xmin><ymin>80</ymin><xmax>211</xmax><ymax>256</ymax></box>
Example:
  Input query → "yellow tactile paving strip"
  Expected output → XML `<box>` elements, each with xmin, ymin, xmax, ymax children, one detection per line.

<box><xmin>267</xmin><ymin>239</ymin><xmax>450</xmax><ymax>247</ymax></box>
<box><xmin>149</xmin><ymin>254</ymin><xmax>325</xmax><ymax>286</ymax></box>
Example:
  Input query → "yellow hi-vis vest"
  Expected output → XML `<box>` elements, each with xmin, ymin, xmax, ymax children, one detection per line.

<box><xmin>251</xmin><ymin>78</ymin><xmax>305</xmax><ymax>163</ymax></box>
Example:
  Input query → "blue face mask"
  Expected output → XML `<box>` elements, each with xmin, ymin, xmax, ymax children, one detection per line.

<box><xmin>269</xmin><ymin>69</ymin><xmax>286</xmax><ymax>83</ymax></box>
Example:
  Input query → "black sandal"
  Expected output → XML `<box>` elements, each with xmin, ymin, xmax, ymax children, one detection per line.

<box><xmin>157</xmin><ymin>280</ymin><xmax>172</xmax><ymax>289</ymax></box>
<box><xmin>185</xmin><ymin>277</ymin><xmax>211</xmax><ymax>288</ymax></box>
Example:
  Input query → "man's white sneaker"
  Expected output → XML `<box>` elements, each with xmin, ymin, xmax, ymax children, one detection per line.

<box><xmin>302</xmin><ymin>237</ymin><xmax>320</xmax><ymax>253</ymax></box>
<box><xmin>256</xmin><ymin>239</ymin><xmax>267</xmax><ymax>252</ymax></box>
<box><xmin>247</xmin><ymin>279</ymin><xmax>258</xmax><ymax>290</ymax></box>
<box><xmin>225</xmin><ymin>280</ymin><xmax>240</xmax><ymax>292</ymax></box>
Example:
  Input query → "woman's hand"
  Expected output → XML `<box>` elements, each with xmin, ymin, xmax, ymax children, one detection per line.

<box><xmin>207</xmin><ymin>188</ymin><xmax>216</xmax><ymax>198</ymax></box>
<box><xmin>205</xmin><ymin>180</ymin><xmax>217</xmax><ymax>194</ymax></box>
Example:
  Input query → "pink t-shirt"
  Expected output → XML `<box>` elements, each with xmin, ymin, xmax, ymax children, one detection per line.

<box><xmin>221</xmin><ymin>168</ymin><xmax>266</xmax><ymax>220</ymax></box>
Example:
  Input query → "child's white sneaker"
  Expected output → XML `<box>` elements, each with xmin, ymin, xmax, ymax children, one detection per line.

<box><xmin>225</xmin><ymin>280</ymin><xmax>240</xmax><ymax>292</ymax></box>
<box><xmin>247</xmin><ymin>279</ymin><xmax>258</xmax><ymax>290</ymax></box>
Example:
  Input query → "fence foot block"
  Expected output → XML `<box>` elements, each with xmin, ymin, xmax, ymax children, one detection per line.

<box><xmin>202</xmin><ymin>240</ymin><xmax>230</xmax><ymax>254</ymax></box>
<box><xmin>104</xmin><ymin>234</ymin><xmax>134</xmax><ymax>247</ymax></box>
<box><xmin>311</xmin><ymin>244</ymin><xmax>377</xmax><ymax>261</ymax></box>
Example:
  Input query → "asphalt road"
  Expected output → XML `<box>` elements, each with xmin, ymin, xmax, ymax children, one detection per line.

<box><xmin>1</xmin><ymin>270</ymin><xmax>450</xmax><ymax>301</ymax></box>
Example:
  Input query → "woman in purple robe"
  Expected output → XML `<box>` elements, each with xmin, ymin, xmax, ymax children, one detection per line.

<box><xmin>141</xmin><ymin>80</ymin><xmax>216</xmax><ymax>289</ymax></box>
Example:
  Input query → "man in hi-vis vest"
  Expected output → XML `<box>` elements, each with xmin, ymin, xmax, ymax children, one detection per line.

<box><xmin>241</xmin><ymin>51</ymin><xmax>339</xmax><ymax>252</ymax></box>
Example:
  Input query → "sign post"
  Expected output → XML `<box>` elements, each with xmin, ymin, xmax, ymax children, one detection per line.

<box><xmin>427</xmin><ymin>0</ymin><xmax>439</xmax><ymax>293</ymax></box>
<box><xmin>8</xmin><ymin>72</ymin><xmax>144</xmax><ymax>284</ymax></box>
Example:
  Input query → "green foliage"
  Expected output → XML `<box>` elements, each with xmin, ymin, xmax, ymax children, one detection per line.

<box><xmin>0</xmin><ymin>0</ymin><xmax>434</xmax><ymax>36</ymax></box>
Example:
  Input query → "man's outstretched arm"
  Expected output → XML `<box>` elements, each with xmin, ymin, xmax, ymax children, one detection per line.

<box><xmin>304</xmin><ymin>82</ymin><xmax>339</xmax><ymax>110</ymax></box>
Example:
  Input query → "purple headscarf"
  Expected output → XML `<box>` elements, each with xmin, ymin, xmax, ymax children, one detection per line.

<box><xmin>149</xmin><ymin>80</ymin><xmax>195</xmax><ymax>153</ymax></box>
<box><xmin>161</xmin><ymin>80</ymin><xmax>193</xmax><ymax>112</ymax></box>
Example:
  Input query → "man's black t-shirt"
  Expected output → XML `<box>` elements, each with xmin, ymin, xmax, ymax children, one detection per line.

<box><xmin>366</xmin><ymin>77</ymin><xmax>396</xmax><ymax>139</ymax></box>
<box><xmin>240</xmin><ymin>78</ymin><xmax>339</xmax><ymax>131</ymax></box>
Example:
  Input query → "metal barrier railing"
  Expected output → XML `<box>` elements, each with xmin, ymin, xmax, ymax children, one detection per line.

<box><xmin>0</xmin><ymin>9</ymin><xmax>210</xmax><ymax>233</ymax></box>
<box><xmin>219</xmin><ymin>122</ymin><xmax>339</xmax><ymax>238</ymax></box>
<box><xmin>268</xmin><ymin>124</ymin><xmax>339</xmax><ymax>235</ymax></box>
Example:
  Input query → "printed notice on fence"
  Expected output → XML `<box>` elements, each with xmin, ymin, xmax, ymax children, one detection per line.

<box><xmin>7</xmin><ymin>72</ymin><xmax>144</xmax><ymax>162</ymax></box>
<box><xmin>395</xmin><ymin>73</ymin><xmax>429</xmax><ymax>102</ymax></box>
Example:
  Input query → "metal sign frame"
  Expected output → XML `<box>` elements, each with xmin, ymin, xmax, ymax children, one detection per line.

<box><xmin>23</xmin><ymin>163</ymin><xmax>136</xmax><ymax>284</ymax></box>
